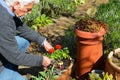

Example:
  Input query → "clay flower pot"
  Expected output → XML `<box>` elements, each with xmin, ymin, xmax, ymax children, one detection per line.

<box><xmin>105</xmin><ymin>48</ymin><xmax>120</xmax><ymax>80</ymax></box>
<box><xmin>74</xmin><ymin>18</ymin><xmax>107</xmax><ymax>80</ymax></box>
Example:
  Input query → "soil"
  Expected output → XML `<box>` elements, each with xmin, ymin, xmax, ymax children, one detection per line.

<box><xmin>50</xmin><ymin>59</ymin><xmax>73</xmax><ymax>73</ymax></box>
<box><xmin>18</xmin><ymin>0</ymin><xmax>108</xmax><ymax>79</ymax></box>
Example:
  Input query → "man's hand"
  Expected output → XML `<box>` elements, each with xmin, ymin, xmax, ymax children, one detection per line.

<box><xmin>43</xmin><ymin>40</ymin><xmax>53</xmax><ymax>52</ymax></box>
<box><xmin>42</xmin><ymin>56</ymin><xmax>52</xmax><ymax>67</ymax></box>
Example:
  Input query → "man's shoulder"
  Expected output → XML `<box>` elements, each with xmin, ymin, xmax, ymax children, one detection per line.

<box><xmin>0</xmin><ymin>4</ymin><xmax>12</xmax><ymax>19</ymax></box>
<box><xmin>0</xmin><ymin>4</ymin><xmax>13</xmax><ymax>25</ymax></box>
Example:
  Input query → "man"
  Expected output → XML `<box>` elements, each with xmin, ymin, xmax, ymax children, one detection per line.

<box><xmin>0</xmin><ymin>0</ymin><xmax>53</xmax><ymax>80</ymax></box>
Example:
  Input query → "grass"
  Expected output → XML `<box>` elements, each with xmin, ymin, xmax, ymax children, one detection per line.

<box><xmin>95</xmin><ymin>0</ymin><xmax>120</xmax><ymax>56</ymax></box>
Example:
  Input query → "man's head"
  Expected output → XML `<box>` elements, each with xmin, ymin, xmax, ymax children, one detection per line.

<box><xmin>5</xmin><ymin>0</ymin><xmax>39</xmax><ymax>16</ymax></box>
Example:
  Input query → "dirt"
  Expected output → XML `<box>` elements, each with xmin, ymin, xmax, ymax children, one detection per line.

<box><xmin>18</xmin><ymin>0</ymin><xmax>108</xmax><ymax>79</ymax></box>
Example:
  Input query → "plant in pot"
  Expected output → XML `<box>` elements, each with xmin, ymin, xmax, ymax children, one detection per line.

<box><xmin>89</xmin><ymin>70</ymin><xmax>114</xmax><ymax>80</ymax></box>
<box><xmin>105</xmin><ymin>48</ymin><xmax>120</xmax><ymax>80</ymax></box>
<box><xmin>74</xmin><ymin>17</ymin><xmax>108</xmax><ymax>80</ymax></box>
<box><xmin>31</xmin><ymin>44</ymin><xmax>74</xmax><ymax>80</ymax></box>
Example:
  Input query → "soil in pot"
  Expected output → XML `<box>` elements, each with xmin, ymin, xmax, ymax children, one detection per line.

<box><xmin>75</xmin><ymin>17</ymin><xmax>108</xmax><ymax>33</ymax></box>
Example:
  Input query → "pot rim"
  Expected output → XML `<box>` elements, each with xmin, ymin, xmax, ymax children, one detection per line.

<box><xmin>75</xmin><ymin>28</ymin><xmax>106</xmax><ymax>39</ymax></box>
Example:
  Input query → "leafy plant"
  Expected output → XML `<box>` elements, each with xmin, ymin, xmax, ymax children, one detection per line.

<box><xmin>73</xmin><ymin>0</ymin><xmax>86</xmax><ymax>5</ymax></box>
<box><xmin>31</xmin><ymin>65</ymin><xmax>59</xmax><ymax>80</ymax></box>
<box><xmin>45</xmin><ymin>45</ymin><xmax>72</xmax><ymax>61</ymax></box>
<box><xmin>31</xmin><ymin>14</ymin><xmax>53</xmax><ymax>30</ymax></box>
<box><xmin>40</xmin><ymin>0</ymin><xmax>77</xmax><ymax>18</ymax></box>
<box><xmin>44</xmin><ymin>44</ymin><xmax>73</xmax><ymax>72</ymax></box>
<box><xmin>63</xmin><ymin>26</ymin><xmax>77</xmax><ymax>59</ymax></box>
<box><xmin>31</xmin><ymin>45</ymin><xmax>73</xmax><ymax>80</ymax></box>
<box><xmin>89</xmin><ymin>70</ymin><xmax>115</xmax><ymax>80</ymax></box>
<box><xmin>22</xmin><ymin>4</ymin><xmax>42</xmax><ymax>27</ymax></box>
<box><xmin>22</xmin><ymin>0</ymin><xmax>78</xmax><ymax>30</ymax></box>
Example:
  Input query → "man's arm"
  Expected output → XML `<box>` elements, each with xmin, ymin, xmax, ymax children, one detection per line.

<box><xmin>14</xmin><ymin>16</ymin><xmax>46</xmax><ymax>46</ymax></box>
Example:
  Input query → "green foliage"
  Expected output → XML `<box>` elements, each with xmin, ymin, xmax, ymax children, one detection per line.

<box><xmin>40</xmin><ymin>0</ymin><xmax>77</xmax><ymax>18</ymax></box>
<box><xmin>89</xmin><ymin>71</ymin><xmax>114</xmax><ymax>80</ymax></box>
<box><xmin>31</xmin><ymin>14</ymin><xmax>53</xmax><ymax>30</ymax></box>
<box><xmin>73</xmin><ymin>0</ymin><xmax>86</xmax><ymax>5</ymax></box>
<box><xmin>45</xmin><ymin>47</ymin><xmax>72</xmax><ymax>61</ymax></box>
<box><xmin>31</xmin><ymin>47</ymin><xmax>73</xmax><ymax>80</ymax></box>
<box><xmin>31</xmin><ymin>65</ymin><xmax>59</xmax><ymax>80</ymax></box>
<box><xmin>63</xmin><ymin>26</ymin><xmax>76</xmax><ymax>59</ymax></box>
<box><xmin>22</xmin><ymin>0</ymin><xmax>81</xmax><ymax>30</ymax></box>
<box><xmin>22</xmin><ymin>4</ymin><xmax>42</xmax><ymax>26</ymax></box>
<box><xmin>95</xmin><ymin>0</ymin><xmax>120</xmax><ymax>56</ymax></box>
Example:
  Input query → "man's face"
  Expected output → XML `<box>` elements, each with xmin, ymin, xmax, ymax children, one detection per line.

<box><xmin>12</xmin><ymin>1</ymin><xmax>34</xmax><ymax>17</ymax></box>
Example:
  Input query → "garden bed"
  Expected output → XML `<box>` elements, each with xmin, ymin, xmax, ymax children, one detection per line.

<box><xmin>18</xmin><ymin>0</ymin><xmax>109</xmax><ymax>79</ymax></box>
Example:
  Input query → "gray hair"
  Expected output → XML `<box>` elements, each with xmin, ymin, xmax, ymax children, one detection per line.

<box><xmin>6</xmin><ymin>0</ymin><xmax>39</xmax><ymax>7</ymax></box>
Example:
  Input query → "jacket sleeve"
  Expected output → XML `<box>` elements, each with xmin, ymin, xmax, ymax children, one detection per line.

<box><xmin>14</xmin><ymin>16</ymin><xmax>46</xmax><ymax>45</ymax></box>
<box><xmin>0</xmin><ymin>6</ymin><xmax>43</xmax><ymax>67</ymax></box>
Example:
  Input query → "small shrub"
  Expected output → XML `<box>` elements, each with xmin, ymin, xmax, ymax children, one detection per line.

<box><xmin>31</xmin><ymin>14</ymin><xmax>53</xmax><ymax>30</ymax></box>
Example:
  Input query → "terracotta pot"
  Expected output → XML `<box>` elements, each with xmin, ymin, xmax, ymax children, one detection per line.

<box><xmin>105</xmin><ymin>48</ymin><xmax>120</xmax><ymax>80</ymax></box>
<box><xmin>75</xmin><ymin>28</ymin><xmax>106</xmax><ymax>79</ymax></box>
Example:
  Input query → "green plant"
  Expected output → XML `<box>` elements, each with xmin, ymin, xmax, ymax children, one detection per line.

<box><xmin>89</xmin><ymin>71</ymin><xmax>115</xmax><ymax>80</ymax></box>
<box><xmin>95</xmin><ymin>0</ymin><xmax>120</xmax><ymax>56</ymax></box>
<box><xmin>22</xmin><ymin>4</ymin><xmax>42</xmax><ymax>26</ymax></box>
<box><xmin>22</xmin><ymin>0</ymin><xmax>85</xmax><ymax>30</ymax></box>
<box><xmin>44</xmin><ymin>45</ymin><xmax>73</xmax><ymax>71</ymax></box>
<box><xmin>31</xmin><ymin>45</ymin><xmax>73</xmax><ymax>80</ymax></box>
<box><xmin>40</xmin><ymin>0</ymin><xmax>77</xmax><ymax>17</ymax></box>
<box><xmin>45</xmin><ymin>47</ymin><xmax>72</xmax><ymax>61</ymax></box>
<box><xmin>31</xmin><ymin>14</ymin><xmax>53</xmax><ymax>30</ymax></box>
<box><xmin>31</xmin><ymin>65</ymin><xmax>59</xmax><ymax>80</ymax></box>
<box><xmin>73</xmin><ymin>0</ymin><xmax>86</xmax><ymax>5</ymax></box>
<box><xmin>63</xmin><ymin>26</ymin><xmax>76</xmax><ymax>59</ymax></box>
